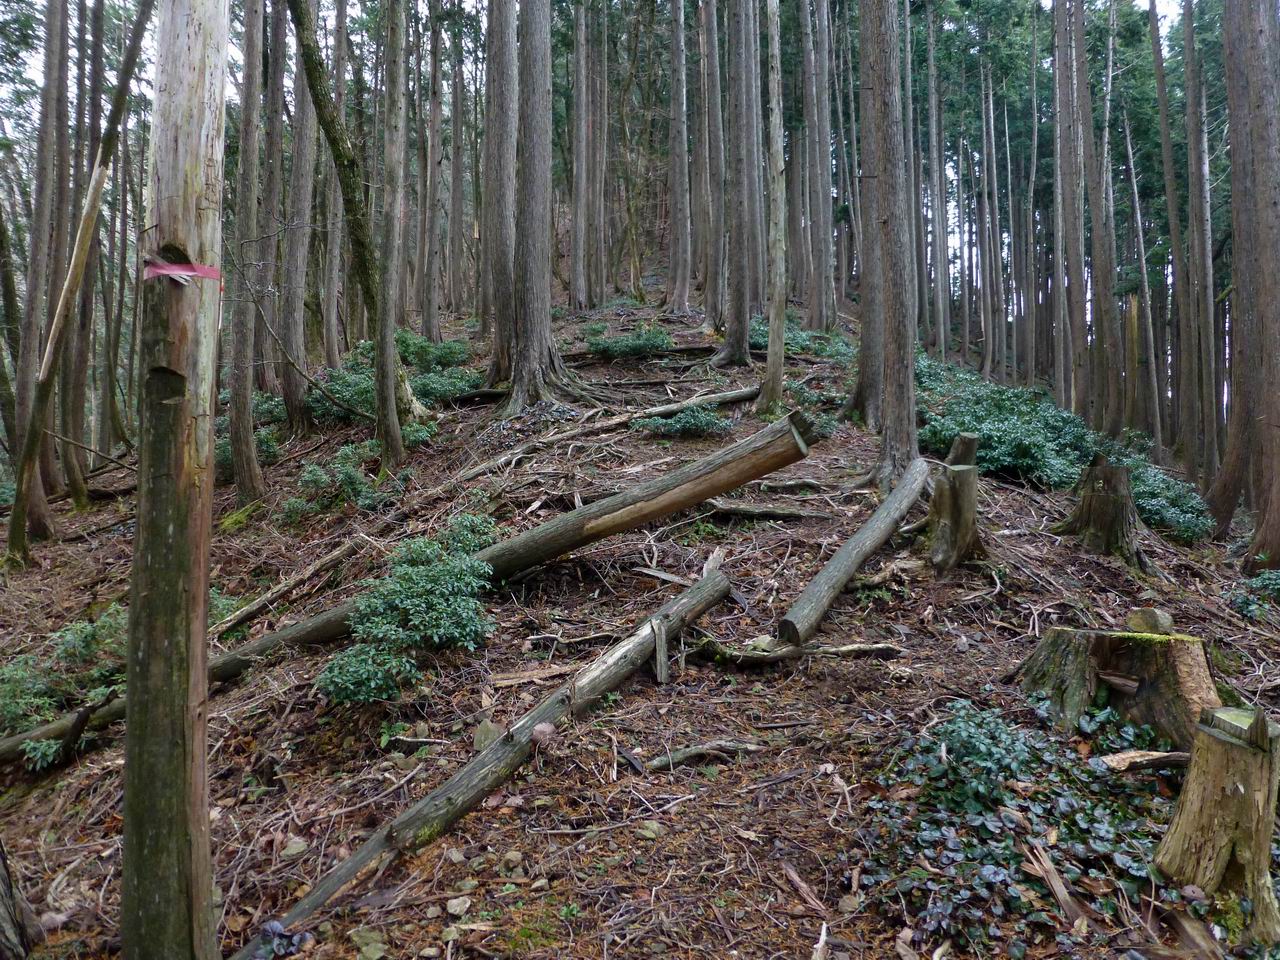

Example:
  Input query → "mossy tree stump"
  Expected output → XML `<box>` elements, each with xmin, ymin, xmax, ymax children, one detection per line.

<box><xmin>926</xmin><ymin>463</ymin><xmax>984</xmax><ymax>573</ymax></box>
<box><xmin>1053</xmin><ymin>453</ymin><xmax>1154</xmax><ymax>574</ymax></box>
<box><xmin>1019</xmin><ymin>620</ymin><xmax>1221</xmax><ymax>749</ymax></box>
<box><xmin>1155</xmin><ymin>707</ymin><xmax>1280</xmax><ymax>947</ymax></box>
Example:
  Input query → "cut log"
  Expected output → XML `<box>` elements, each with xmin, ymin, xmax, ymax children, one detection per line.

<box><xmin>0</xmin><ymin>604</ymin><xmax>352</xmax><ymax>765</ymax></box>
<box><xmin>945</xmin><ymin>432</ymin><xmax>980</xmax><ymax>467</ymax></box>
<box><xmin>1052</xmin><ymin>453</ymin><xmax>1153</xmax><ymax>574</ymax></box>
<box><xmin>0</xmin><ymin>840</ymin><xmax>32</xmax><ymax>960</ymax></box>
<box><xmin>778</xmin><ymin>457</ymin><xmax>929</xmax><ymax>646</ymax></box>
<box><xmin>925</xmin><ymin>464</ymin><xmax>984</xmax><ymax>573</ymax></box>
<box><xmin>696</xmin><ymin>635</ymin><xmax>903</xmax><ymax>666</ymax></box>
<box><xmin>1097</xmin><ymin>749</ymin><xmax>1190</xmax><ymax>773</ymax></box>
<box><xmin>230</xmin><ymin>565</ymin><xmax>730</xmax><ymax>960</ymax></box>
<box><xmin>1019</xmin><ymin>621</ymin><xmax>1221</xmax><ymax>750</ymax></box>
<box><xmin>1155</xmin><ymin>707</ymin><xmax>1280</xmax><ymax>946</ymax></box>
<box><xmin>474</xmin><ymin>412</ymin><xmax>817</xmax><ymax>581</ymax></box>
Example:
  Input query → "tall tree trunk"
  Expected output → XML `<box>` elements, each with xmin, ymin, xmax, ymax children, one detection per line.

<box><xmin>700</xmin><ymin>0</ymin><xmax>725</xmax><ymax>333</ymax></box>
<box><xmin>926</xmin><ymin>0</ymin><xmax>948</xmax><ymax>360</ymax></box>
<box><xmin>281</xmin><ymin>0</ymin><xmax>319</xmax><ymax>436</ymax></box>
<box><xmin>1122</xmin><ymin>113</ymin><xmax>1162</xmax><ymax>454</ymax></box>
<box><xmin>864</xmin><ymin>0</ymin><xmax>918</xmax><ymax>486</ymax></box>
<box><xmin>712</xmin><ymin>0</ymin><xmax>750</xmax><ymax>366</ymax></box>
<box><xmin>422</xmin><ymin>8</ymin><xmax>445</xmax><ymax>340</ymax></box>
<box><xmin>1023</xmin><ymin>3</ymin><xmax>1039</xmax><ymax>387</ymax></box>
<box><xmin>797</xmin><ymin>0</ymin><xmax>824</xmax><ymax>331</ymax></box>
<box><xmin>120</xmin><ymin>0</ymin><xmax>226</xmax><ymax>953</ymax></box>
<box><xmin>230</xmin><ymin>0</ymin><xmax>267</xmax><ymax>501</ymax></box>
<box><xmin>665</xmin><ymin>0</ymin><xmax>691</xmax><ymax>313</ymax></box>
<box><xmin>570</xmin><ymin>0</ymin><xmax>589</xmax><ymax>311</ymax></box>
<box><xmin>257</xmin><ymin>0</ymin><xmax>287</xmax><ymax>394</ymax></box>
<box><xmin>757</xmin><ymin>0</ymin><xmax>786</xmax><ymax>410</ymax></box>
<box><xmin>321</xmin><ymin>0</ymin><xmax>347</xmax><ymax>368</ymax></box>
<box><xmin>502</xmin><ymin>0</ymin><xmax>567</xmax><ymax>412</ymax></box>
<box><xmin>1183</xmin><ymin>0</ymin><xmax>1217</xmax><ymax>481</ymax></box>
<box><xmin>377</xmin><ymin>0</ymin><xmax>408</xmax><ymax>464</ymax></box>
<box><xmin>447</xmin><ymin>11</ymin><xmax>466</xmax><ymax>314</ymax></box>
<box><xmin>1056</xmin><ymin>0</ymin><xmax>1087</xmax><ymax>416</ymax></box>
<box><xmin>483</xmin><ymin>0</ymin><xmax>516</xmax><ymax>385</ymax></box>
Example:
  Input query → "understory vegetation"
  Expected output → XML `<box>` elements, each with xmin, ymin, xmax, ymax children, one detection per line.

<box><xmin>859</xmin><ymin>699</ymin><xmax>1248</xmax><ymax>957</ymax></box>
<box><xmin>586</xmin><ymin>324</ymin><xmax>673</xmax><ymax>359</ymax></box>
<box><xmin>916</xmin><ymin>354</ymin><xmax>1214</xmax><ymax>543</ymax></box>
<box><xmin>632</xmin><ymin>405</ymin><xmax>733</xmax><ymax>439</ymax></box>
<box><xmin>315</xmin><ymin>514</ymin><xmax>498</xmax><ymax>705</ymax></box>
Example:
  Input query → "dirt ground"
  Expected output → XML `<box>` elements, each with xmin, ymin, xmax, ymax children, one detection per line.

<box><xmin>2</xmin><ymin>299</ymin><xmax>1275</xmax><ymax>959</ymax></box>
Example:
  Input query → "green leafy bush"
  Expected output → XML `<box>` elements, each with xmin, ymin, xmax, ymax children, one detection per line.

<box><xmin>915</xmin><ymin>352</ymin><xmax>1212</xmax><ymax>542</ymax></box>
<box><xmin>633</xmin><ymin>405</ymin><xmax>732</xmax><ymax>439</ymax></box>
<box><xmin>316</xmin><ymin>644</ymin><xmax>421</xmax><ymax>705</ymax></box>
<box><xmin>583</xmin><ymin>321</ymin><xmax>608</xmax><ymax>338</ymax></box>
<box><xmin>315</xmin><ymin>515</ymin><xmax>497</xmax><ymax>705</ymax></box>
<box><xmin>393</xmin><ymin>330</ymin><xmax>470</xmax><ymax>371</ymax></box>
<box><xmin>0</xmin><ymin>655</ymin><xmax>59</xmax><ymax>738</ymax></box>
<box><xmin>292</xmin><ymin>442</ymin><xmax>395</xmax><ymax>515</ymax></box>
<box><xmin>0</xmin><ymin>477</ymin><xmax>13</xmax><ymax>507</ymax></box>
<box><xmin>1230</xmin><ymin>570</ymin><xmax>1280</xmax><ymax>619</ymax></box>
<box><xmin>587</xmin><ymin>324</ymin><xmax>673</xmax><ymax>359</ymax></box>
<box><xmin>748</xmin><ymin>316</ymin><xmax>855</xmax><ymax>364</ymax></box>
<box><xmin>278</xmin><ymin>497</ymin><xmax>315</xmax><ymax>525</ymax></box>
<box><xmin>401</xmin><ymin>422</ymin><xmax>438</xmax><ymax>449</ymax></box>
<box><xmin>408</xmin><ymin>368</ymin><xmax>484</xmax><ymax>404</ymax></box>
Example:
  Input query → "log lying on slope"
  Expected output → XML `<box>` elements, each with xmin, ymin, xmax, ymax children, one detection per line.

<box><xmin>0</xmin><ymin>408</ymin><xmax>802</xmax><ymax>765</ymax></box>
<box><xmin>231</xmin><ymin>565</ymin><xmax>731</xmax><ymax>960</ymax></box>
<box><xmin>778</xmin><ymin>458</ymin><xmax>929</xmax><ymax>647</ymax></box>
<box><xmin>474</xmin><ymin>411</ymin><xmax>818</xmax><ymax>581</ymax></box>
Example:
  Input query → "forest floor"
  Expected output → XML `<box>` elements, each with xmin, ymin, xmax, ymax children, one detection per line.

<box><xmin>2</xmin><ymin>283</ymin><xmax>1278</xmax><ymax>959</ymax></box>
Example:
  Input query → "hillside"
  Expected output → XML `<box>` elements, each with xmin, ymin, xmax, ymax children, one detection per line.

<box><xmin>2</xmin><ymin>299</ymin><xmax>1275</xmax><ymax>959</ymax></box>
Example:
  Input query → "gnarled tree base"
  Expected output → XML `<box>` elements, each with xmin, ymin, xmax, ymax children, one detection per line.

<box><xmin>1053</xmin><ymin>453</ymin><xmax>1154</xmax><ymax>574</ymax></box>
<box><xmin>1155</xmin><ymin>708</ymin><xmax>1280</xmax><ymax>947</ymax></box>
<box><xmin>1018</xmin><ymin>620</ymin><xmax>1221</xmax><ymax>749</ymax></box>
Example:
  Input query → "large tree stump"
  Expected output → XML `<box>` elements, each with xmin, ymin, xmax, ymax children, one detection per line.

<box><xmin>945</xmin><ymin>432</ymin><xmax>979</xmax><ymax>467</ymax></box>
<box><xmin>1052</xmin><ymin>453</ymin><xmax>1154</xmax><ymax>574</ymax></box>
<box><xmin>1019</xmin><ymin>619</ymin><xmax>1221</xmax><ymax>750</ymax></box>
<box><xmin>925</xmin><ymin>464</ymin><xmax>984</xmax><ymax>573</ymax></box>
<box><xmin>1155</xmin><ymin>708</ymin><xmax>1280</xmax><ymax>946</ymax></box>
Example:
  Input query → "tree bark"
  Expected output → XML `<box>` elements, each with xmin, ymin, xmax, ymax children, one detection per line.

<box><xmin>699</xmin><ymin>0</ymin><xmax>725</xmax><ymax>334</ymax></box>
<box><xmin>757</xmin><ymin>0</ymin><xmax>786</xmax><ymax>411</ymax></box>
<box><xmin>665</xmin><ymin>0</ymin><xmax>691</xmax><ymax>314</ymax></box>
<box><xmin>120</xmin><ymin>0</ymin><xmax>226</xmax><ymax>953</ymax></box>
<box><xmin>779</xmin><ymin>456</ymin><xmax>928</xmax><ymax>646</ymax></box>
<box><xmin>1052</xmin><ymin>453</ymin><xmax>1153</xmax><ymax>574</ymax></box>
<box><xmin>927</xmin><ymin>464</ymin><xmax>983</xmax><ymax>573</ymax></box>
<box><xmin>320</xmin><ymin>0</ymin><xmax>347</xmax><ymax>368</ymax></box>
<box><xmin>1155</xmin><ymin>707</ymin><xmax>1280</xmax><ymax>946</ymax></box>
<box><xmin>376</xmin><ymin>0</ymin><xmax>408</xmax><ymax>465</ymax></box>
<box><xmin>482</xmin><ymin>0</ymin><xmax>516</xmax><ymax>384</ymax></box>
<box><xmin>447</xmin><ymin>12</ymin><xmax>466</xmax><ymax>314</ymax></box>
<box><xmin>570</xmin><ymin>0</ymin><xmax>589</xmax><ymax>311</ymax></box>
<box><xmin>0</xmin><ymin>840</ymin><xmax>32</xmax><ymax>960</ymax></box>
<box><xmin>1019</xmin><ymin>624</ymin><xmax>1221</xmax><ymax>750</ymax></box>
<box><xmin>256</xmin><ymin>0</ymin><xmax>287</xmax><ymax>394</ymax></box>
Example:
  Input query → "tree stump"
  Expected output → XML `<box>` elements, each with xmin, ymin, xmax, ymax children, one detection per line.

<box><xmin>945</xmin><ymin>432</ymin><xmax>980</xmax><ymax>467</ymax></box>
<box><xmin>0</xmin><ymin>840</ymin><xmax>32</xmax><ymax>960</ymax></box>
<box><xmin>1019</xmin><ymin>621</ymin><xmax>1221</xmax><ymax>749</ymax></box>
<box><xmin>925</xmin><ymin>464</ymin><xmax>984</xmax><ymax>573</ymax></box>
<box><xmin>1155</xmin><ymin>707</ymin><xmax>1280</xmax><ymax>947</ymax></box>
<box><xmin>1052</xmin><ymin>454</ymin><xmax>1154</xmax><ymax>574</ymax></box>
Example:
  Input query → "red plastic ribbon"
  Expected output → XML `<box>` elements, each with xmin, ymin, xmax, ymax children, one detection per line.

<box><xmin>143</xmin><ymin>261</ymin><xmax>222</xmax><ymax>282</ymax></box>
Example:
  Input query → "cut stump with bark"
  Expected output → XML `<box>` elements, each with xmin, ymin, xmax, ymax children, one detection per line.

<box><xmin>1052</xmin><ymin>453</ymin><xmax>1154</xmax><ymax>574</ymax></box>
<box><xmin>945</xmin><ymin>432</ymin><xmax>979</xmax><ymax>467</ymax></box>
<box><xmin>925</xmin><ymin>463</ymin><xmax>984</xmax><ymax>573</ymax></box>
<box><xmin>1155</xmin><ymin>707</ymin><xmax>1280</xmax><ymax>946</ymax></box>
<box><xmin>1018</xmin><ymin>621</ymin><xmax>1221</xmax><ymax>750</ymax></box>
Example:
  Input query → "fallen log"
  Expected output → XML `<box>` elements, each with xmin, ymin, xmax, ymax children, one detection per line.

<box><xmin>1155</xmin><ymin>707</ymin><xmax>1280</xmax><ymax>946</ymax></box>
<box><xmin>696</xmin><ymin>636</ymin><xmax>904</xmax><ymax>666</ymax></box>
<box><xmin>1097</xmin><ymin>749</ymin><xmax>1190</xmax><ymax>774</ymax></box>
<box><xmin>0</xmin><ymin>394</ymin><xmax>776</xmax><ymax>765</ymax></box>
<box><xmin>777</xmin><ymin>458</ymin><xmax>929</xmax><ymax>646</ymax></box>
<box><xmin>474</xmin><ymin>412</ymin><xmax>817</xmax><ymax>581</ymax></box>
<box><xmin>231</xmin><ymin>564</ymin><xmax>731</xmax><ymax>960</ymax></box>
<box><xmin>0</xmin><ymin>604</ymin><xmax>352</xmax><ymax>765</ymax></box>
<box><xmin>1018</xmin><ymin>616</ymin><xmax>1221</xmax><ymax>750</ymax></box>
<box><xmin>643</xmin><ymin>739</ymin><xmax>767</xmax><ymax>772</ymax></box>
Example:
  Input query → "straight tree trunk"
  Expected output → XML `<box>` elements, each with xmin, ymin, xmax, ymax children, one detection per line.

<box><xmin>422</xmin><ymin>8</ymin><xmax>445</xmax><ymax>341</ymax></box>
<box><xmin>926</xmin><ymin>0</ymin><xmax>949</xmax><ymax>360</ymax></box>
<box><xmin>119</xmin><ymin>0</ymin><xmax>227</xmax><ymax>953</ymax></box>
<box><xmin>1122</xmin><ymin>113</ymin><xmax>1162</xmax><ymax>454</ymax></box>
<box><xmin>570</xmin><ymin>0</ymin><xmax>589</xmax><ymax>311</ymax></box>
<box><xmin>320</xmin><ymin>0</ymin><xmax>347</xmax><ymax>368</ymax></box>
<box><xmin>502</xmin><ymin>0</ymin><xmax>568</xmax><ymax>412</ymax></box>
<box><xmin>864</xmin><ymin>0</ymin><xmax>918</xmax><ymax>484</ymax></box>
<box><xmin>230</xmin><ymin>0</ymin><xmax>267</xmax><ymax>501</ymax></box>
<box><xmin>797</xmin><ymin>0</ymin><xmax>823</xmax><ymax>331</ymax></box>
<box><xmin>377</xmin><ymin>0</ymin><xmax>408</xmax><ymax>464</ymax></box>
<box><xmin>482</xmin><ymin>0</ymin><xmax>517</xmax><ymax>385</ymax></box>
<box><xmin>757</xmin><ymin>0</ymin><xmax>786</xmax><ymax>410</ymax></box>
<box><xmin>280</xmin><ymin>0</ymin><xmax>319</xmax><ymax>436</ymax></box>
<box><xmin>712</xmin><ymin>0</ymin><xmax>750</xmax><ymax>367</ymax></box>
<box><xmin>256</xmin><ymin>0</ymin><xmax>287</xmax><ymax>394</ymax></box>
<box><xmin>700</xmin><ymin>0</ymin><xmax>725</xmax><ymax>334</ymax></box>
<box><xmin>447</xmin><ymin>14</ymin><xmax>466</xmax><ymax>314</ymax></box>
<box><xmin>665</xmin><ymin>0</ymin><xmax>691</xmax><ymax>313</ymax></box>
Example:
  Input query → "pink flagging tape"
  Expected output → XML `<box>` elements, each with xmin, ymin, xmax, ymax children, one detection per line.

<box><xmin>143</xmin><ymin>261</ymin><xmax>222</xmax><ymax>282</ymax></box>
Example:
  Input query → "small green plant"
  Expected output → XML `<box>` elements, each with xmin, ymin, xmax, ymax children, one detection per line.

<box><xmin>316</xmin><ymin>515</ymin><xmax>497</xmax><ymax>706</ymax></box>
<box><xmin>290</xmin><ymin>442</ymin><xmax>396</xmax><ymax>516</ymax></box>
<box><xmin>214</xmin><ymin>428</ymin><xmax>282</xmax><ymax>483</ymax></box>
<box><xmin>316</xmin><ymin>644</ymin><xmax>421</xmax><ymax>705</ymax></box>
<box><xmin>749</xmin><ymin>316</ymin><xmax>856</xmax><ymax>364</ymax></box>
<box><xmin>401</xmin><ymin>421</ymin><xmax>438</xmax><ymax>449</ymax></box>
<box><xmin>278</xmin><ymin>497</ymin><xmax>314</xmax><ymax>525</ymax></box>
<box><xmin>1230</xmin><ymin>570</ymin><xmax>1280</xmax><ymax>619</ymax></box>
<box><xmin>408</xmin><ymin>368</ymin><xmax>484</xmax><ymax>404</ymax></box>
<box><xmin>587</xmin><ymin>324</ymin><xmax>673</xmax><ymax>359</ymax></box>
<box><xmin>583</xmin><ymin>321</ymin><xmax>608</xmax><ymax>337</ymax></box>
<box><xmin>633</xmin><ymin>405</ymin><xmax>732</xmax><ymax>439</ymax></box>
<box><xmin>19</xmin><ymin>738</ymin><xmax>60</xmax><ymax>772</ymax></box>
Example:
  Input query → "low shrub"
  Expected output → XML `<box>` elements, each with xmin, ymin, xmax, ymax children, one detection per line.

<box><xmin>587</xmin><ymin>324</ymin><xmax>673</xmax><ymax>359</ymax></box>
<box><xmin>315</xmin><ymin>515</ymin><xmax>497</xmax><ymax>706</ymax></box>
<box><xmin>1230</xmin><ymin>570</ymin><xmax>1280</xmax><ymax>620</ymax></box>
<box><xmin>748</xmin><ymin>316</ymin><xmax>855</xmax><ymax>364</ymax></box>
<box><xmin>214</xmin><ymin>428</ymin><xmax>282</xmax><ymax>483</ymax></box>
<box><xmin>633</xmin><ymin>405</ymin><xmax>732</xmax><ymax>439</ymax></box>
<box><xmin>401</xmin><ymin>421</ymin><xmax>438</xmax><ymax>449</ymax></box>
<box><xmin>288</xmin><ymin>441</ymin><xmax>395</xmax><ymax>516</ymax></box>
<box><xmin>408</xmin><ymin>368</ymin><xmax>484</xmax><ymax>405</ymax></box>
